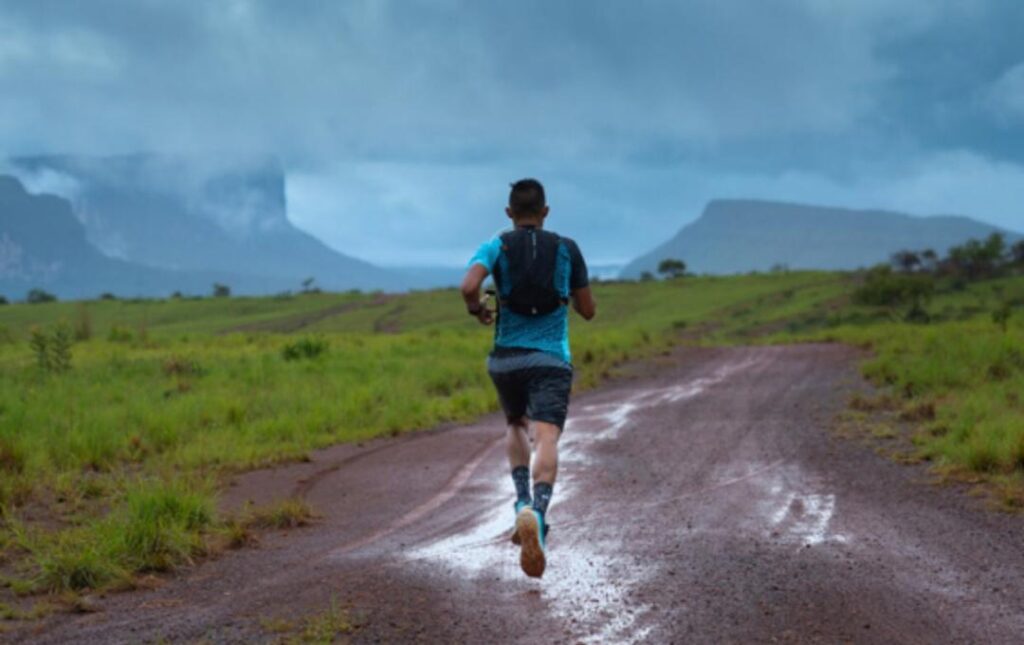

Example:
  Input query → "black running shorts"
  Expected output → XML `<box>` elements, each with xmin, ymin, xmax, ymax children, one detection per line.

<box><xmin>487</xmin><ymin>348</ymin><xmax>574</xmax><ymax>430</ymax></box>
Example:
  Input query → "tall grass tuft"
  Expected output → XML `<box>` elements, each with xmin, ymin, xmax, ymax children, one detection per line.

<box><xmin>117</xmin><ymin>482</ymin><xmax>214</xmax><ymax>571</ymax></box>
<box><xmin>282</xmin><ymin>336</ymin><xmax>329</xmax><ymax>361</ymax></box>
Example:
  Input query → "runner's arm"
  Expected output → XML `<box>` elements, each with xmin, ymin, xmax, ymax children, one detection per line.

<box><xmin>461</xmin><ymin>264</ymin><xmax>494</xmax><ymax>325</ymax></box>
<box><xmin>565</xmin><ymin>238</ymin><xmax>595</xmax><ymax>320</ymax></box>
<box><xmin>571</xmin><ymin>286</ymin><xmax>596</xmax><ymax>320</ymax></box>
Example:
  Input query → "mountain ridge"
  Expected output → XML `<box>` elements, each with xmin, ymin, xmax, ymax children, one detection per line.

<box><xmin>622</xmin><ymin>199</ymin><xmax>1023</xmax><ymax>277</ymax></box>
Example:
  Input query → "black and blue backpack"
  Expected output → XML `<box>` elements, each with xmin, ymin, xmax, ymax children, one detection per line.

<box><xmin>492</xmin><ymin>227</ymin><xmax>568</xmax><ymax>316</ymax></box>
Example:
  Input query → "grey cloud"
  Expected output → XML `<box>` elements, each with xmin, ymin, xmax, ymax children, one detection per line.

<box><xmin>2</xmin><ymin>1</ymin><xmax>1023</xmax><ymax>267</ymax></box>
<box><xmin>0</xmin><ymin>0</ymin><xmax>961</xmax><ymax>160</ymax></box>
<box><xmin>985</xmin><ymin>62</ymin><xmax>1024</xmax><ymax>122</ymax></box>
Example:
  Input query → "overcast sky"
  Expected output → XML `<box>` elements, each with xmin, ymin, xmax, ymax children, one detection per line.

<box><xmin>2</xmin><ymin>0</ymin><xmax>1023</xmax><ymax>266</ymax></box>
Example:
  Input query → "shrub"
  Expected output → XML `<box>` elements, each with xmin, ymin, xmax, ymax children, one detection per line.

<box><xmin>212</xmin><ymin>283</ymin><xmax>231</xmax><ymax>298</ymax></box>
<box><xmin>1012</xmin><ymin>240</ymin><xmax>1024</xmax><ymax>267</ymax></box>
<box><xmin>107</xmin><ymin>325</ymin><xmax>134</xmax><ymax>343</ymax></box>
<box><xmin>26</xmin><ymin>288</ymin><xmax>57</xmax><ymax>304</ymax></box>
<box><xmin>74</xmin><ymin>304</ymin><xmax>93</xmax><ymax>341</ymax></box>
<box><xmin>947</xmin><ymin>233</ymin><xmax>1007</xmax><ymax>281</ymax></box>
<box><xmin>0</xmin><ymin>295</ymin><xmax>8</xmax><ymax>305</ymax></box>
<box><xmin>50</xmin><ymin>323</ymin><xmax>73</xmax><ymax>372</ymax></box>
<box><xmin>992</xmin><ymin>302</ymin><xmax>1013</xmax><ymax>332</ymax></box>
<box><xmin>854</xmin><ymin>266</ymin><xmax>934</xmax><ymax>310</ymax></box>
<box><xmin>99</xmin><ymin>292</ymin><xmax>117</xmax><ymax>301</ymax></box>
<box><xmin>29</xmin><ymin>323</ymin><xmax>72</xmax><ymax>372</ymax></box>
<box><xmin>35</xmin><ymin>539</ymin><xmax>125</xmax><ymax>592</ymax></box>
<box><xmin>29</xmin><ymin>326</ymin><xmax>49</xmax><ymax>370</ymax></box>
<box><xmin>162</xmin><ymin>355</ymin><xmax>205</xmax><ymax>377</ymax></box>
<box><xmin>282</xmin><ymin>336</ymin><xmax>329</xmax><ymax>361</ymax></box>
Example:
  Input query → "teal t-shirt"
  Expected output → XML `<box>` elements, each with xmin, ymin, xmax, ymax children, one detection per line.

<box><xmin>468</xmin><ymin>228</ymin><xmax>589</xmax><ymax>364</ymax></box>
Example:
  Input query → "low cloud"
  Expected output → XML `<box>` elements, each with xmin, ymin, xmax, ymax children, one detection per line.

<box><xmin>289</xmin><ymin>151</ymin><xmax>1024</xmax><ymax>267</ymax></box>
<box><xmin>1</xmin><ymin>1</ymin><xmax>1021</xmax><ymax>267</ymax></box>
<box><xmin>984</xmin><ymin>61</ymin><xmax>1024</xmax><ymax>122</ymax></box>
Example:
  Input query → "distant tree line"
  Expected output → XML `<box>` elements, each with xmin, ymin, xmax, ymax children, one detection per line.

<box><xmin>11</xmin><ymin>275</ymin><xmax>326</xmax><ymax>305</ymax></box>
<box><xmin>856</xmin><ymin>232</ymin><xmax>1024</xmax><ymax>323</ymax></box>
<box><xmin>889</xmin><ymin>233</ymin><xmax>1024</xmax><ymax>280</ymax></box>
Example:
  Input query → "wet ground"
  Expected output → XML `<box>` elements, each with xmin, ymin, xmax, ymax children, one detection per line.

<box><xmin>14</xmin><ymin>345</ymin><xmax>1024</xmax><ymax>643</ymax></box>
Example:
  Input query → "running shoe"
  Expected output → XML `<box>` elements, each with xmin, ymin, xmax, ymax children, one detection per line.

<box><xmin>511</xmin><ymin>499</ymin><xmax>530</xmax><ymax>545</ymax></box>
<box><xmin>515</xmin><ymin>507</ymin><xmax>547</xmax><ymax>578</ymax></box>
<box><xmin>511</xmin><ymin>500</ymin><xmax>551</xmax><ymax>545</ymax></box>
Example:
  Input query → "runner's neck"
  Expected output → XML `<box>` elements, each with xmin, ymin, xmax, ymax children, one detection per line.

<box><xmin>514</xmin><ymin>221</ymin><xmax>543</xmax><ymax>230</ymax></box>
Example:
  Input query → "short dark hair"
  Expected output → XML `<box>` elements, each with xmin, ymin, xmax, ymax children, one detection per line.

<box><xmin>508</xmin><ymin>178</ymin><xmax>546</xmax><ymax>216</ymax></box>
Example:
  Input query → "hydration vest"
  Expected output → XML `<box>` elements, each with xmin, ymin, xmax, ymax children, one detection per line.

<box><xmin>493</xmin><ymin>227</ymin><xmax>568</xmax><ymax>316</ymax></box>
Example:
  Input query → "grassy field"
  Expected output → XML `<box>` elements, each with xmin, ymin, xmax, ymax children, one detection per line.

<box><xmin>0</xmin><ymin>269</ymin><xmax>1021</xmax><ymax>603</ymax></box>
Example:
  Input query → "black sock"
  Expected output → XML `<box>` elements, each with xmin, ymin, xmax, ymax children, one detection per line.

<box><xmin>532</xmin><ymin>482</ymin><xmax>554</xmax><ymax>517</ymax></box>
<box><xmin>511</xmin><ymin>466</ymin><xmax>531</xmax><ymax>505</ymax></box>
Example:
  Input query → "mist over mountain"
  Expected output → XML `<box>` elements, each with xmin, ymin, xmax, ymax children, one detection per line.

<box><xmin>9</xmin><ymin>155</ymin><xmax>407</xmax><ymax>295</ymax></box>
<box><xmin>622</xmin><ymin>200</ymin><xmax>1023</xmax><ymax>278</ymax></box>
<box><xmin>0</xmin><ymin>174</ymin><xmax>268</xmax><ymax>300</ymax></box>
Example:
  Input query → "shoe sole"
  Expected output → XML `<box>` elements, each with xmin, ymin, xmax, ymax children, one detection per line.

<box><xmin>516</xmin><ymin>508</ymin><xmax>546</xmax><ymax>578</ymax></box>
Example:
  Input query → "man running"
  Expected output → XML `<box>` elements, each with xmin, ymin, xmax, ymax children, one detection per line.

<box><xmin>461</xmin><ymin>178</ymin><xmax>596</xmax><ymax>578</ymax></box>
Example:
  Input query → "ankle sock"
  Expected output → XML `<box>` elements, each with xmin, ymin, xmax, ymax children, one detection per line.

<box><xmin>511</xmin><ymin>466</ymin><xmax>531</xmax><ymax>505</ymax></box>
<box><xmin>532</xmin><ymin>482</ymin><xmax>554</xmax><ymax>517</ymax></box>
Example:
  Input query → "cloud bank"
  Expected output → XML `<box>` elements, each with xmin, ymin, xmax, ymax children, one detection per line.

<box><xmin>2</xmin><ymin>0</ymin><xmax>1022</xmax><ymax>265</ymax></box>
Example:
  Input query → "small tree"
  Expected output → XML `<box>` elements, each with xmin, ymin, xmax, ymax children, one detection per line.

<box><xmin>1012</xmin><ymin>240</ymin><xmax>1024</xmax><ymax>267</ymax></box>
<box><xmin>27</xmin><ymin>288</ymin><xmax>57</xmax><ymax>304</ymax></box>
<box><xmin>50</xmin><ymin>323</ymin><xmax>73</xmax><ymax>372</ymax></box>
<box><xmin>99</xmin><ymin>292</ymin><xmax>117</xmax><ymax>301</ymax></box>
<box><xmin>0</xmin><ymin>295</ymin><xmax>7</xmax><ymax>305</ymax></box>
<box><xmin>301</xmin><ymin>277</ymin><xmax>319</xmax><ymax>294</ymax></box>
<box><xmin>657</xmin><ymin>258</ymin><xmax>687</xmax><ymax>279</ymax></box>
<box><xmin>212</xmin><ymin>283</ymin><xmax>231</xmax><ymax>298</ymax></box>
<box><xmin>920</xmin><ymin>249</ymin><xmax>938</xmax><ymax>272</ymax></box>
<box><xmin>947</xmin><ymin>235</ymin><xmax>1005</xmax><ymax>281</ymax></box>
<box><xmin>891</xmin><ymin>250</ymin><xmax>921</xmax><ymax>273</ymax></box>
<box><xmin>29</xmin><ymin>326</ymin><xmax>50</xmax><ymax>371</ymax></box>
<box><xmin>984</xmin><ymin>232</ymin><xmax>1007</xmax><ymax>266</ymax></box>
<box><xmin>639</xmin><ymin>271</ymin><xmax>655</xmax><ymax>282</ymax></box>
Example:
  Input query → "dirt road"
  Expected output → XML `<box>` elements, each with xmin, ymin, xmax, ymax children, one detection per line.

<box><xmin>18</xmin><ymin>345</ymin><xmax>1024</xmax><ymax>643</ymax></box>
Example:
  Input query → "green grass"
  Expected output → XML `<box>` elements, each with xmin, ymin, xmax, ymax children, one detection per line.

<box><xmin>242</xmin><ymin>499</ymin><xmax>317</xmax><ymax>530</ymax></box>
<box><xmin>769</xmin><ymin>273</ymin><xmax>1024</xmax><ymax>504</ymax></box>
<box><xmin>259</xmin><ymin>596</ymin><xmax>355</xmax><ymax>644</ymax></box>
<box><xmin>813</xmin><ymin>319</ymin><xmax>1024</xmax><ymax>474</ymax></box>
<box><xmin>0</xmin><ymin>269</ymin><xmax>1021</xmax><ymax>596</ymax></box>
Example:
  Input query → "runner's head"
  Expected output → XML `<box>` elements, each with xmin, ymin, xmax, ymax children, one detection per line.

<box><xmin>506</xmin><ymin>178</ymin><xmax>549</xmax><ymax>223</ymax></box>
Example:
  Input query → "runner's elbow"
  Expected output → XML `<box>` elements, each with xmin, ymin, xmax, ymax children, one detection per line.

<box><xmin>460</xmin><ymin>275</ymin><xmax>481</xmax><ymax>300</ymax></box>
<box><xmin>576</xmin><ymin>303</ymin><xmax>596</xmax><ymax>320</ymax></box>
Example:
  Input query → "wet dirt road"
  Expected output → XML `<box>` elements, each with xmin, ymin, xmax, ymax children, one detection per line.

<box><xmin>18</xmin><ymin>345</ymin><xmax>1024</xmax><ymax>643</ymax></box>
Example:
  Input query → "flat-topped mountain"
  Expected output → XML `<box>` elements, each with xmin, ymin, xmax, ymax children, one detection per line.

<box><xmin>622</xmin><ymin>199</ymin><xmax>1022</xmax><ymax>277</ymax></box>
<box><xmin>0</xmin><ymin>174</ymin><xmax>215</xmax><ymax>299</ymax></box>
<box><xmin>10</xmin><ymin>155</ymin><xmax>404</xmax><ymax>294</ymax></box>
